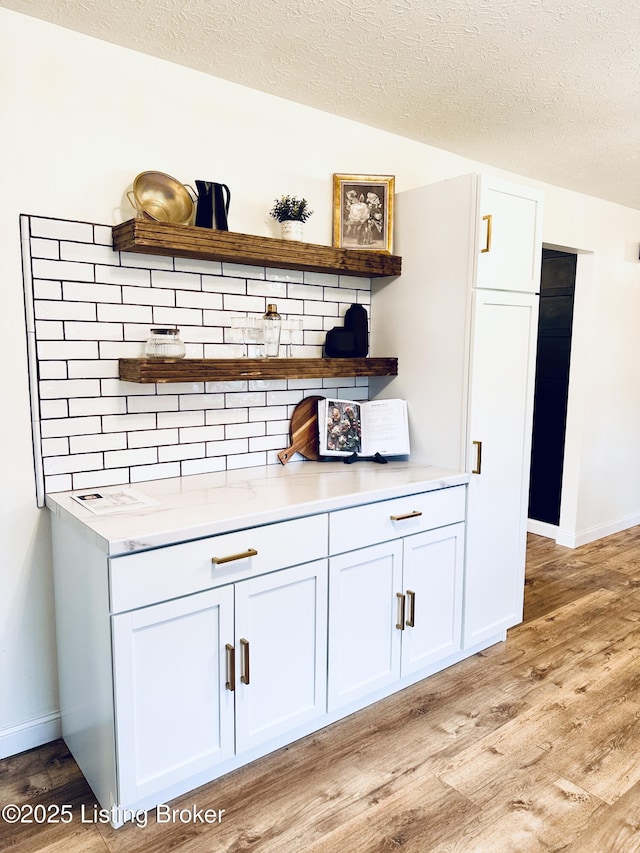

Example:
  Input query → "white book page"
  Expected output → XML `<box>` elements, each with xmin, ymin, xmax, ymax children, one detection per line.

<box><xmin>70</xmin><ymin>489</ymin><xmax>160</xmax><ymax>515</ymax></box>
<box><xmin>361</xmin><ymin>399</ymin><xmax>410</xmax><ymax>456</ymax></box>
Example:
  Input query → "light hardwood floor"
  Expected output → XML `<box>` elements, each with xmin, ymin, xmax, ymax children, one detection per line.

<box><xmin>3</xmin><ymin>529</ymin><xmax>640</xmax><ymax>852</ymax></box>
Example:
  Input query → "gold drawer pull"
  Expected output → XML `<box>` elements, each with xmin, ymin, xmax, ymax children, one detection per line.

<box><xmin>240</xmin><ymin>638</ymin><xmax>250</xmax><ymax>685</ymax></box>
<box><xmin>481</xmin><ymin>214</ymin><xmax>492</xmax><ymax>253</ymax></box>
<box><xmin>390</xmin><ymin>510</ymin><xmax>423</xmax><ymax>521</ymax></box>
<box><xmin>406</xmin><ymin>590</ymin><xmax>416</xmax><ymax>627</ymax></box>
<box><xmin>225</xmin><ymin>643</ymin><xmax>235</xmax><ymax>692</ymax></box>
<box><xmin>212</xmin><ymin>547</ymin><xmax>258</xmax><ymax>565</ymax></box>
<box><xmin>396</xmin><ymin>592</ymin><xmax>405</xmax><ymax>631</ymax></box>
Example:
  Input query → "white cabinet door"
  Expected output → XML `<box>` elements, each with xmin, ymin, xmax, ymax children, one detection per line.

<box><xmin>463</xmin><ymin>289</ymin><xmax>539</xmax><ymax>647</ymax></box>
<box><xmin>112</xmin><ymin>585</ymin><xmax>235</xmax><ymax>805</ymax></box>
<box><xmin>328</xmin><ymin>541</ymin><xmax>403</xmax><ymax>711</ymax></box>
<box><xmin>234</xmin><ymin>560</ymin><xmax>328</xmax><ymax>753</ymax></box>
<box><xmin>476</xmin><ymin>176</ymin><xmax>543</xmax><ymax>294</ymax></box>
<box><xmin>400</xmin><ymin>523</ymin><xmax>464</xmax><ymax>676</ymax></box>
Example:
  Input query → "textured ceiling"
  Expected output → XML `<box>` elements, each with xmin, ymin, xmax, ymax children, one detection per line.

<box><xmin>3</xmin><ymin>0</ymin><xmax>640</xmax><ymax>208</ymax></box>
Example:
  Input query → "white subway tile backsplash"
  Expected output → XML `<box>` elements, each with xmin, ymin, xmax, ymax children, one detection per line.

<box><xmin>98</xmin><ymin>303</ymin><xmax>152</xmax><ymax>323</ymax></box>
<box><xmin>222</xmin><ymin>262</ymin><xmax>265</xmax><ymax>279</ymax></box>
<box><xmin>69</xmin><ymin>358</ymin><xmax>122</xmax><ymax>378</ymax></box>
<box><xmin>97</xmin><ymin>265</ymin><xmax>151</xmax><ymax>287</ymax></box>
<box><xmin>40</xmin><ymin>400</ymin><xmax>69</xmax><ymax>419</ymax></box>
<box><xmin>127</xmin><ymin>428</ymin><xmax>180</xmax><ymax>449</ymax></box>
<box><xmin>35</xmin><ymin>300</ymin><xmax>96</xmax><ymax>321</ymax></box>
<box><xmin>203</xmin><ymin>275</ymin><xmax>246</xmax><ymax>295</ymax></box>
<box><xmin>33</xmin><ymin>280</ymin><xmax>63</xmax><ymax>300</ymax></box>
<box><xmin>159</xmin><ymin>443</ymin><xmax>206</xmax><ymax>463</ymax></box>
<box><xmin>64</xmin><ymin>321</ymin><xmax>124</xmax><ymax>341</ymax></box>
<box><xmin>44</xmin><ymin>453</ymin><xmax>103</xmax><ymax>476</ymax></box>
<box><xmin>70</xmin><ymin>433</ymin><xmax>127</xmax><ymax>454</ymax></box>
<box><xmin>39</xmin><ymin>361</ymin><xmax>68</xmax><ymax>380</ymax></box>
<box><xmin>176</xmin><ymin>290</ymin><xmax>223</xmax><ymax>310</ymax></box>
<box><xmin>40</xmin><ymin>416</ymin><xmax>102</xmax><ymax>438</ymax></box>
<box><xmin>102</xmin><ymin>413</ymin><xmax>156</xmax><ymax>433</ymax></box>
<box><xmin>121</xmin><ymin>251</ymin><xmax>174</xmax><ymax>270</ymax></box>
<box><xmin>226</xmin><ymin>422</ymin><xmax>265</xmax><ymax>440</ymax></box>
<box><xmin>226</xmin><ymin>451</ymin><xmax>267</xmax><ymax>470</ymax></box>
<box><xmin>304</xmin><ymin>271</ymin><xmax>339</xmax><ymax>286</ymax></box>
<box><xmin>41</xmin><ymin>437</ymin><xmax>70</xmax><ymax>456</ymax></box>
<box><xmin>40</xmin><ymin>379</ymin><xmax>101</xmax><ymax>400</ymax></box>
<box><xmin>105</xmin><ymin>447</ymin><xmax>158</xmax><ymax>468</ymax></box>
<box><xmin>73</xmin><ymin>468</ymin><xmax>129</xmax><ymax>490</ymax></box>
<box><xmin>63</xmin><ymin>281</ymin><xmax>122</xmax><ymax>304</ymax></box>
<box><xmin>181</xmin><ymin>456</ymin><xmax>226</xmax><ymax>476</ymax></box>
<box><xmin>37</xmin><ymin>340</ymin><xmax>100</xmax><ymax>361</ymax></box>
<box><xmin>179</xmin><ymin>424</ymin><xmax>225</xmax><ymax>443</ymax></box>
<box><xmin>31</xmin><ymin>218</ymin><xmax>93</xmax><ymax>242</ymax></box>
<box><xmin>175</xmin><ymin>257</ymin><xmax>222</xmax><ymax>275</ymax></box>
<box><xmin>68</xmin><ymin>397</ymin><xmax>126</xmax><ymax>417</ymax></box>
<box><xmin>265</xmin><ymin>268</ymin><xmax>304</xmax><ymax>283</ymax></box>
<box><xmin>35</xmin><ymin>320</ymin><xmax>64</xmax><ymax>339</ymax></box>
<box><xmin>152</xmin><ymin>269</ymin><xmax>203</xmax><ymax>291</ymax></box>
<box><xmin>127</xmin><ymin>395</ymin><xmax>180</xmax><ymax>413</ymax></box>
<box><xmin>129</xmin><ymin>461</ymin><xmax>181</xmax><ymax>482</ymax></box>
<box><xmin>33</xmin><ymin>259</ymin><xmax>95</xmax><ymax>282</ymax></box>
<box><xmin>31</xmin><ymin>238</ymin><xmax>60</xmax><ymax>260</ymax></box>
<box><xmin>62</xmin><ymin>242</ymin><xmax>118</xmax><ymax>265</ymax></box>
<box><xmin>23</xmin><ymin>214</ymin><xmax>374</xmax><ymax>502</ymax></box>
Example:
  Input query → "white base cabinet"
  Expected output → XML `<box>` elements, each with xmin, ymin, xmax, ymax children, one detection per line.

<box><xmin>49</xmin><ymin>472</ymin><xmax>501</xmax><ymax>827</ymax></box>
<box><xmin>328</xmin><ymin>523</ymin><xmax>464</xmax><ymax>711</ymax></box>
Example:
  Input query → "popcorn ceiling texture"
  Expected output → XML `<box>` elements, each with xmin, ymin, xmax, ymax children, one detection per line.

<box><xmin>2</xmin><ymin>0</ymin><xmax>639</xmax><ymax>209</ymax></box>
<box><xmin>21</xmin><ymin>215</ymin><xmax>371</xmax><ymax>506</ymax></box>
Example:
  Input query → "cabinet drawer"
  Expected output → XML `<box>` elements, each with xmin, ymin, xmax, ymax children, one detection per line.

<box><xmin>110</xmin><ymin>513</ymin><xmax>328</xmax><ymax>613</ymax></box>
<box><xmin>329</xmin><ymin>486</ymin><xmax>465</xmax><ymax>555</ymax></box>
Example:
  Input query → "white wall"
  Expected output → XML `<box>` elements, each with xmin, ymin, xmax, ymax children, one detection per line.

<box><xmin>2</xmin><ymin>7</ymin><xmax>640</xmax><ymax>754</ymax></box>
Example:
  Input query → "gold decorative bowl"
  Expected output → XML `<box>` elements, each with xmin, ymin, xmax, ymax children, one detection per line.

<box><xmin>127</xmin><ymin>171</ymin><xmax>196</xmax><ymax>225</ymax></box>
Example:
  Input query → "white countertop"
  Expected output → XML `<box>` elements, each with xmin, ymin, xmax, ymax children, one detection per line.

<box><xmin>45</xmin><ymin>460</ymin><xmax>468</xmax><ymax>556</ymax></box>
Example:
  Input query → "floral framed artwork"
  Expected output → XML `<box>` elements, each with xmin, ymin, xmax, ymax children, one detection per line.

<box><xmin>332</xmin><ymin>174</ymin><xmax>395</xmax><ymax>252</ymax></box>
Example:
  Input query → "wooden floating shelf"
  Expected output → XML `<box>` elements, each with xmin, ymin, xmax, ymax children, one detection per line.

<box><xmin>112</xmin><ymin>219</ymin><xmax>402</xmax><ymax>278</ymax></box>
<box><xmin>119</xmin><ymin>357</ymin><xmax>398</xmax><ymax>384</ymax></box>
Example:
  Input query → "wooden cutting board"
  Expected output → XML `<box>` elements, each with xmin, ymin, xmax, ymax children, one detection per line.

<box><xmin>278</xmin><ymin>396</ymin><xmax>325</xmax><ymax>464</ymax></box>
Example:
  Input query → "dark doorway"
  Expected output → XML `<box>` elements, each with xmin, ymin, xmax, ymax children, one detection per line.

<box><xmin>528</xmin><ymin>249</ymin><xmax>576</xmax><ymax>526</ymax></box>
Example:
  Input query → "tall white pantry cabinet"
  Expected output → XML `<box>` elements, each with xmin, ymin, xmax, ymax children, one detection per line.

<box><xmin>372</xmin><ymin>173</ymin><xmax>543</xmax><ymax>645</ymax></box>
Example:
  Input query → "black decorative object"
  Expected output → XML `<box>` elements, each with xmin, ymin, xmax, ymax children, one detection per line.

<box><xmin>195</xmin><ymin>181</ymin><xmax>231</xmax><ymax>230</ymax></box>
<box><xmin>323</xmin><ymin>303</ymin><xmax>369</xmax><ymax>358</ymax></box>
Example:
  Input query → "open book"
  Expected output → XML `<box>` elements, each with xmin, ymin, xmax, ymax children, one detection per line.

<box><xmin>319</xmin><ymin>397</ymin><xmax>410</xmax><ymax>458</ymax></box>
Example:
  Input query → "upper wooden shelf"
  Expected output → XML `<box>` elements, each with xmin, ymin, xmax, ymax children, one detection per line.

<box><xmin>112</xmin><ymin>219</ymin><xmax>402</xmax><ymax>278</ymax></box>
<box><xmin>119</xmin><ymin>357</ymin><xmax>398</xmax><ymax>384</ymax></box>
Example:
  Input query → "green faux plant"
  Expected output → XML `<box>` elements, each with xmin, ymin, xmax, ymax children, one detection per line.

<box><xmin>269</xmin><ymin>195</ymin><xmax>314</xmax><ymax>223</ymax></box>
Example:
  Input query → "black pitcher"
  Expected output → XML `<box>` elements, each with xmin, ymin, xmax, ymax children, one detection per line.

<box><xmin>195</xmin><ymin>181</ymin><xmax>231</xmax><ymax>230</ymax></box>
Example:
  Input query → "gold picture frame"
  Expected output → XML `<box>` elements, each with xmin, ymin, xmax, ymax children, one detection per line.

<box><xmin>332</xmin><ymin>174</ymin><xmax>395</xmax><ymax>252</ymax></box>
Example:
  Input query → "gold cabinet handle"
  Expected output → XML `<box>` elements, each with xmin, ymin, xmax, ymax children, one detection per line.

<box><xmin>240</xmin><ymin>638</ymin><xmax>250</xmax><ymax>685</ymax></box>
<box><xmin>472</xmin><ymin>440</ymin><xmax>482</xmax><ymax>475</ymax></box>
<box><xmin>396</xmin><ymin>592</ymin><xmax>405</xmax><ymax>630</ymax></box>
<box><xmin>481</xmin><ymin>214</ymin><xmax>492</xmax><ymax>253</ymax></box>
<box><xmin>225</xmin><ymin>643</ymin><xmax>235</xmax><ymax>692</ymax></box>
<box><xmin>390</xmin><ymin>510</ymin><xmax>423</xmax><ymax>522</ymax></box>
<box><xmin>212</xmin><ymin>548</ymin><xmax>258</xmax><ymax>565</ymax></box>
<box><xmin>406</xmin><ymin>590</ymin><xmax>416</xmax><ymax>628</ymax></box>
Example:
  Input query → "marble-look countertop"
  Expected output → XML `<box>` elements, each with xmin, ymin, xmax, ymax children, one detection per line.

<box><xmin>45</xmin><ymin>460</ymin><xmax>469</xmax><ymax>556</ymax></box>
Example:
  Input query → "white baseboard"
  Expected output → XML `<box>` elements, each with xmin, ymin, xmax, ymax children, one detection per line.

<box><xmin>527</xmin><ymin>519</ymin><xmax>559</xmax><ymax>539</ymax></box>
<box><xmin>0</xmin><ymin>712</ymin><xmax>61</xmax><ymax>760</ymax></box>
<box><xmin>555</xmin><ymin>512</ymin><xmax>640</xmax><ymax>549</ymax></box>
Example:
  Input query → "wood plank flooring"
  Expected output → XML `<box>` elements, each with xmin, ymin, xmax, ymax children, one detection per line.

<box><xmin>3</xmin><ymin>529</ymin><xmax>640</xmax><ymax>852</ymax></box>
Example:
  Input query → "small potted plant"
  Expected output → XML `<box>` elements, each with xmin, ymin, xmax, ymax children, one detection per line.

<box><xmin>269</xmin><ymin>194</ymin><xmax>313</xmax><ymax>241</ymax></box>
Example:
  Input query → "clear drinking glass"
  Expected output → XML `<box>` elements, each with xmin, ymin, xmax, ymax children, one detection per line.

<box><xmin>280</xmin><ymin>317</ymin><xmax>303</xmax><ymax>357</ymax></box>
<box><xmin>230</xmin><ymin>316</ymin><xmax>248</xmax><ymax>357</ymax></box>
<box><xmin>244</xmin><ymin>316</ymin><xmax>265</xmax><ymax>358</ymax></box>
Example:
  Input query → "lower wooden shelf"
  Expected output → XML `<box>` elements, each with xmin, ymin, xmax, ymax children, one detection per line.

<box><xmin>119</xmin><ymin>357</ymin><xmax>398</xmax><ymax>384</ymax></box>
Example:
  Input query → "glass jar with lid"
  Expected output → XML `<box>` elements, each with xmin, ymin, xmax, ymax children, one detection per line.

<box><xmin>144</xmin><ymin>327</ymin><xmax>186</xmax><ymax>359</ymax></box>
